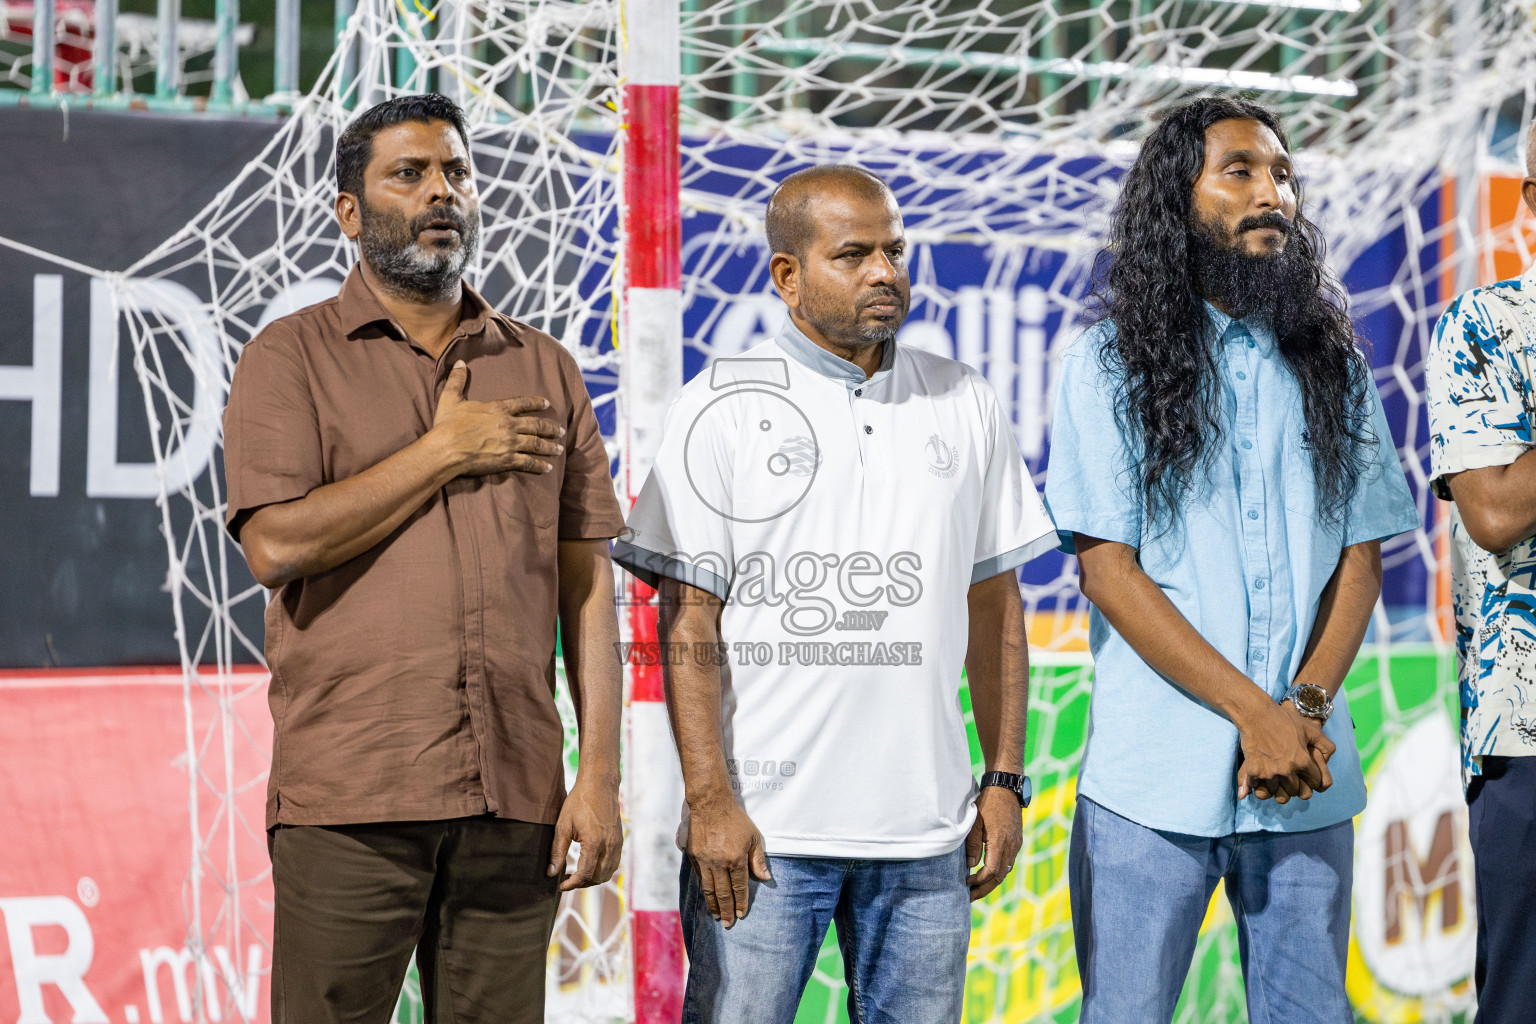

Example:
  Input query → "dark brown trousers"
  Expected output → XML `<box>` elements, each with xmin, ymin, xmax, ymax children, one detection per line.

<box><xmin>269</xmin><ymin>817</ymin><xmax>560</xmax><ymax>1024</ymax></box>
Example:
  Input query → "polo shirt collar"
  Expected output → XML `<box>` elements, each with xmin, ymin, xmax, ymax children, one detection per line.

<box><xmin>775</xmin><ymin>317</ymin><xmax>898</xmax><ymax>390</ymax></box>
<box><xmin>1203</xmin><ymin>299</ymin><xmax>1276</xmax><ymax>356</ymax></box>
<box><xmin>336</xmin><ymin>263</ymin><xmax>503</xmax><ymax>343</ymax></box>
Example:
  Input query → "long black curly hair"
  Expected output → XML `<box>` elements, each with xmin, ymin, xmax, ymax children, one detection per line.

<box><xmin>1088</xmin><ymin>96</ymin><xmax>1374</xmax><ymax>529</ymax></box>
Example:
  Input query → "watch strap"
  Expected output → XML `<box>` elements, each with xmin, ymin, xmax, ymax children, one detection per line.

<box><xmin>979</xmin><ymin>771</ymin><xmax>1032</xmax><ymax>808</ymax></box>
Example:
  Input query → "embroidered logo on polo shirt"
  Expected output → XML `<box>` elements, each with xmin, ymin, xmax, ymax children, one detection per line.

<box><xmin>926</xmin><ymin>434</ymin><xmax>959</xmax><ymax>478</ymax></box>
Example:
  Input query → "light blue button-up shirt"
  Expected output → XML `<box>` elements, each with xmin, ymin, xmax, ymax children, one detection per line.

<box><xmin>1046</xmin><ymin>307</ymin><xmax>1420</xmax><ymax>836</ymax></box>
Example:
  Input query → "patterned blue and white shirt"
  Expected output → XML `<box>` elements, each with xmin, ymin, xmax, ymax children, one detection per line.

<box><xmin>1427</xmin><ymin>265</ymin><xmax>1536</xmax><ymax>782</ymax></box>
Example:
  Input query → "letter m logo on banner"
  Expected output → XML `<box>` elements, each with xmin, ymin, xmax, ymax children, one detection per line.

<box><xmin>1383</xmin><ymin>812</ymin><xmax>1462</xmax><ymax>945</ymax></box>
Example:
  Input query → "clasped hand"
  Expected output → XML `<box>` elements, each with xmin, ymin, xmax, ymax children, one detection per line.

<box><xmin>1237</xmin><ymin>698</ymin><xmax>1335</xmax><ymax>804</ymax></box>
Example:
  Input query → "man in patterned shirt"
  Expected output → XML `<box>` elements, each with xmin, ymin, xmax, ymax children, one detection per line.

<box><xmin>1426</xmin><ymin>122</ymin><xmax>1536</xmax><ymax>1024</ymax></box>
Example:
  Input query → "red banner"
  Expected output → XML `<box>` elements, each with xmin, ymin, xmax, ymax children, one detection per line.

<box><xmin>0</xmin><ymin>667</ymin><xmax>273</xmax><ymax>1024</ymax></box>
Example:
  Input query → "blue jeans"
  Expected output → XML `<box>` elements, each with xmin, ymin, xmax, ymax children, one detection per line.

<box><xmin>680</xmin><ymin>847</ymin><xmax>971</xmax><ymax>1024</ymax></box>
<box><xmin>1070</xmin><ymin>796</ymin><xmax>1353</xmax><ymax>1024</ymax></box>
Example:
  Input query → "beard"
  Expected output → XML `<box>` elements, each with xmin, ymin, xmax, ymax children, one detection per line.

<box><xmin>1187</xmin><ymin>209</ymin><xmax>1311</xmax><ymax>320</ymax></box>
<box><xmin>358</xmin><ymin>198</ymin><xmax>480</xmax><ymax>303</ymax></box>
<box><xmin>799</xmin><ymin>280</ymin><xmax>909</xmax><ymax>350</ymax></box>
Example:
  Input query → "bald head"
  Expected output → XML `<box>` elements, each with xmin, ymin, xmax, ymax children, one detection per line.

<box><xmin>765</xmin><ymin>163</ymin><xmax>910</xmax><ymax>363</ymax></box>
<box><xmin>765</xmin><ymin>165</ymin><xmax>895</xmax><ymax>261</ymax></box>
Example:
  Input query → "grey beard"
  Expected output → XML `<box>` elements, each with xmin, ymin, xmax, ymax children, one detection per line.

<box><xmin>361</xmin><ymin>233</ymin><xmax>474</xmax><ymax>303</ymax></box>
<box><xmin>801</xmin><ymin>291</ymin><xmax>907</xmax><ymax>350</ymax></box>
<box><xmin>357</xmin><ymin>198</ymin><xmax>481</xmax><ymax>303</ymax></box>
<box><xmin>858</xmin><ymin>321</ymin><xmax>899</xmax><ymax>345</ymax></box>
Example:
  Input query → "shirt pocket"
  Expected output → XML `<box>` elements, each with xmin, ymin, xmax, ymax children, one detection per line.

<box><xmin>489</xmin><ymin>462</ymin><xmax>562</xmax><ymax>529</ymax></box>
<box><xmin>1280</xmin><ymin>406</ymin><xmax>1316</xmax><ymax>516</ymax></box>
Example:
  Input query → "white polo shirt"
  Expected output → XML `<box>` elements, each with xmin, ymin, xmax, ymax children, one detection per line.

<box><xmin>614</xmin><ymin>321</ymin><xmax>1056</xmax><ymax>859</ymax></box>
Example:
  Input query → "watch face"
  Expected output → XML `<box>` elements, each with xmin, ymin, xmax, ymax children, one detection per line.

<box><xmin>1294</xmin><ymin>685</ymin><xmax>1328</xmax><ymax>716</ymax></box>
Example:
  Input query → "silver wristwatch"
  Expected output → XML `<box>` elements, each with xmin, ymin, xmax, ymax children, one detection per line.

<box><xmin>1283</xmin><ymin>682</ymin><xmax>1333</xmax><ymax>723</ymax></box>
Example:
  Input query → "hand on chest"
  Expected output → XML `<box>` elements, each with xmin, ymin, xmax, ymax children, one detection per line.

<box><xmin>315</xmin><ymin>345</ymin><xmax>568</xmax><ymax>495</ymax></box>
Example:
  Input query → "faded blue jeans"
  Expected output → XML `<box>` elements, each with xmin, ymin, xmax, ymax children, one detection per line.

<box><xmin>1070</xmin><ymin>796</ymin><xmax>1354</xmax><ymax>1024</ymax></box>
<box><xmin>680</xmin><ymin>847</ymin><xmax>971</xmax><ymax>1024</ymax></box>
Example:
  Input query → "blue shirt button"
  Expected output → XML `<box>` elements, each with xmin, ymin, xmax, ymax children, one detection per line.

<box><xmin>1247</xmin><ymin>510</ymin><xmax>1259</xmax><ymax>520</ymax></box>
<box><xmin>1248</xmin><ymin>339</ymin><xmax>1256</xmax><ymax>348</ymax></box>
<box><xmin>1253</xmin><ymin>651</ymin><xmax>1266</xmax><ymax>663</ymax></box>
<box><xmin>1255</xmin><ymin>579</ymin><xmax>1266</xmax><ymax>590</ymax></box>
<box><xmin>1236</xmin><ymin>371</ymin><xmax>1248</xmax><ymax>381</ymax></box>
<box><xmin>864</xmin><ymin>425</ymin><xmax>873</xmax><ymax>434</ymax></box>
<box><xmin>854</xmin><ymin>389</ymin><xmax>863</xmax><ymax>397</ymax></box>
<box><xmin>1241</xmin><ymin>440</ymin><xmax>1253</xmax><ymax>450</ymax></box>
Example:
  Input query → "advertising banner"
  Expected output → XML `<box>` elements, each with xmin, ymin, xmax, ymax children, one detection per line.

<box><xmin>0</xmin><ymin>668</ymin><xmax>272</xmax><ymax>1024</ymax></box>
<box><xmin>0</xmin><ymin>107</ymin><xmax>278</xmax><ymax>668</ymax></box>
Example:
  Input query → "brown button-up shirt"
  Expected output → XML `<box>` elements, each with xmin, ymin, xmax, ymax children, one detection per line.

<box><xmin>223</xmin><ymin>266</ymin><xmax>624</xmax><ymax>829</ymax></box>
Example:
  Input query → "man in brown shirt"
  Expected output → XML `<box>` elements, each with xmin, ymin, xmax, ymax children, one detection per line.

<box><xmin>223</xmin><ymin>94</ymin><xmax>626</xmax><ymax>1024</ymax></box>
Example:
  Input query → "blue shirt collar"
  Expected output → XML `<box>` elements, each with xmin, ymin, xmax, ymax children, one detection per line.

<box><xmin>1203</xmin><ymin>300</ymin><xmax>1276</xmax><ymax>356</ymax></box>
<box><xmin>775</xmin><ymin>317</ymin><xmax>897</xmax><ymax>390</ymax></box>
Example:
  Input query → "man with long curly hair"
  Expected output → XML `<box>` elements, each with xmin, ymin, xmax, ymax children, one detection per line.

<box><xmin>1045</xmin><ymin>97</ymin><xmax>1418</xmax><ymax>1023</ymax></box>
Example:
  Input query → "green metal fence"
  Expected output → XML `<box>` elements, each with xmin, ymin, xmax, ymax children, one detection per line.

<box><xmin>0</xmin><ymin>0</ymin><xmax>1395</xmax><ymax>118</ymax></box>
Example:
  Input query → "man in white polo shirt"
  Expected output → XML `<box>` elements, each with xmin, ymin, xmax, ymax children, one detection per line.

<box><xmin>613</xmin><ymin>164</ymin><xmax>1057</xmax><ymax>1022</ymax></box>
